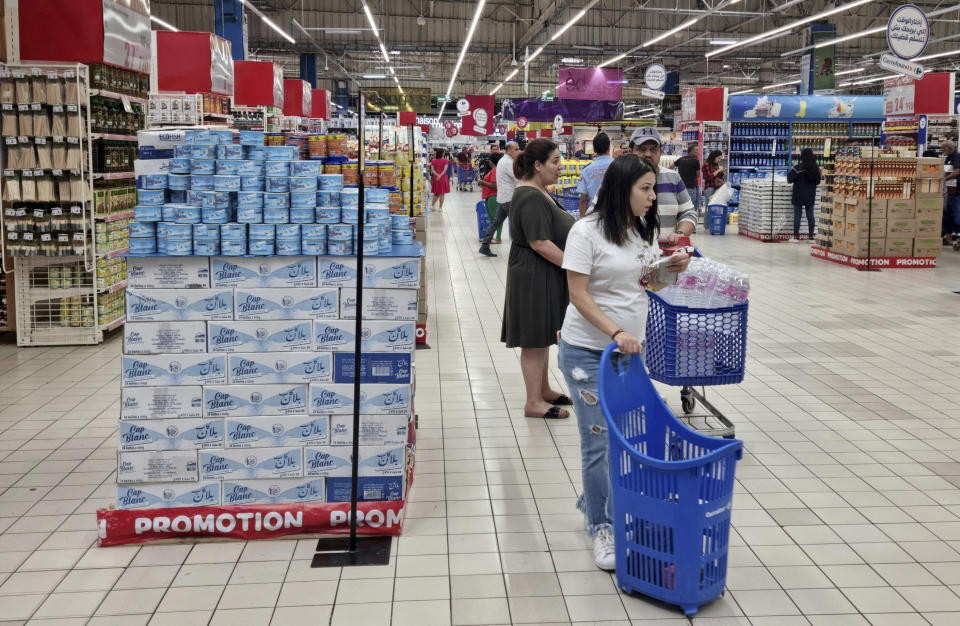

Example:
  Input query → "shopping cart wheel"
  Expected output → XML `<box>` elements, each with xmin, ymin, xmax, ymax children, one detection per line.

<box><xmin>953</xmin><ymin>240</ymin><xmax>960</xmax><ymax>251</ymax></box>
<box><xmin>680</xmin><ymin>387</ymin><xmax>696</xmax><ymax>414</ymax></box>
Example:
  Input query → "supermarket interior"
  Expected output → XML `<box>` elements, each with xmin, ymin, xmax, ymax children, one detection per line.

<box><xmin>1</xmin><ymin>1</ymin><xmax>960</xmax><ymax>625</ymax></box>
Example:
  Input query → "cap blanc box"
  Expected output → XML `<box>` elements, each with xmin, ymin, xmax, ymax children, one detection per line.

<box><xmin>116</xmin><ymin>481</ymin><xmax>220</xmax><ymax>510</ymax></box>
<box><xmin>117</xmin><ymin>450</ymin><xmax>199</xmax><ymax>483</ymax></box>
<box><xmin>314</xmin><ymin>321</ymin><xmax>414</xmax><ymax>353</ymax></box>
<box><xmin>224</xmin><ymin>415</ymin><xmax>329</xmax><ymax>448</ymax></box>
<box><xmin>361</xmin><ymin>258</ymin><xmax>421</xmax><ymax>289</ymax></box>
<box><xmin>309</xmin><ymin>383</ymin><xmax>410</xmax><ymax>415</ymax></box>
<box><xmin>326</xmin><ymin>476</ymin><xmax>404</xmax><ymax>502</ymax></box>
<box><xmin>886</xmin><ymin>198</ymin><xmax>916</xmax><ymax>219</ymax></box>
<box><xmin>119</xmin><ymin>418</ymin><xmax>223</xmax><ymax>451</ymax></box>
<box><xmin>211</xmin><ymin>256</ymin><xmax>317</xmax><ymax>287</ymax></box>
<box><xmin>126</xmin><ymin>288</ymin><xmax>234</xmax><ymax>322</ymax></box>
<box><xmin>340</xmin><ymin>289</ymin><xmax>418</xmax><ymax>321</ymax></box>
<box><xmin>221</xmin><ymin>477</ymin><xmax>325</xmax><ymax>506</ymax></box>
<box><xmin>126</xmin><ymin>257</ymin><xmax>211</xmax><ymax>289</ymax></box>
<box><xmin>121</xmin><ymin>354</ymin><xmax>228</xmax><ymax>387</ymax></box>
<box><xmin>123</xmin><ymin>322</ymin><xmax>208</xmax><ymax>354</ymax></box>
<box><xmin>303</xmin><ymin>446</ymin><xmax>352</xmax><ymax>476</ymax></box>
<box><xmin>884</xmin><ymin>238</ymin><xmax>913</xmax><ymax>257</ymax></box>
<box><xmin>329</xmin><ymin>414</ymin><xmax>410</xmax><ymax>446</ymax></box>
<box><xmin>203</xmin><ymin>384</ymin><xmax>308</xmax><ymax>417</ymax></box>
<box><xmin>207</xmin><ymin>321</ymin><xmax>313</xmax><ymax>353</ymax></box>
<box><xmin>316</xmin><ymin>258</ymin><xmax>358</xmax><ymax>287</ymax></box>
<box><xmin>886</xmin><ymin>218</ymin><xmax>916</xmax><ymax>237</ymax></box>
<box><xmin>333</xmin><ymin>353</ymin><xmax>412</xmax><ymax>384</ymax></box>
<box><xmin>355</xmin><ymin>445</ymin><xmax>406</xmax><ymax>476</ymax></box>
<box><xmin>228</xmin><ymin>352</ymin><xmax>333</xmax><ymax>384</ymax></box>
<box><xmin>234</xmin><ymin>288</ymin><xmax>339</xmax><ymax>320</ymax></box>
<box><xmin>198</xmin><ymin>447</ymin><xmax>303</xmax><ymax>479</ymax></box>
<box><xmin>121</xmin><ymin>386</ymin><xmax>204</xmax><ymax>420</ymax></box>
<box><xmin>313</xmin><ymin>320</ymin><xmax>356</xmax><ymax>352</ymax></box>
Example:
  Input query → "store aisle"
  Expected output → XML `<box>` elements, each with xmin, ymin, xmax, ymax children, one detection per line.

<box><xmin>2</xmin><ymin>189</ymin><xmax>960</xmax><ymax>625</ymax></box>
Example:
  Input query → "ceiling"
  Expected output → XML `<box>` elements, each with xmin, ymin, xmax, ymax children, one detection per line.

<box><xmin>151</xmin><ymin>0</ymin><xmax>960</xmax><ymax>107</ymax></box>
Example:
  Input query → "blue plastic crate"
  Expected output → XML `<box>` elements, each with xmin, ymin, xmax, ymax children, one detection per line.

<box><xmin>476</xmin><ymin>200</ymin><xmax>491</xmax><ymax>239</ymax></box>
<box><xmin>644</xmin><ymin>290</ymin><xmax>747</xmax><ymax>387</ymax></box>
<box><xmin>557</xmin><ymin>191</ymin><xmax>581</xmax><ymax>219</ymax></box>
<box><xmin>598</xmin><ymin>344</ymin><xmax>743</xmax><ymax>617</ymax></box>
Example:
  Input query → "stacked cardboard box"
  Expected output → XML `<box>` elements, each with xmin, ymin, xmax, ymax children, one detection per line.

<box><xmin>415</xmin><ymin>216</ymin><xmax>428</xmax><ymax>325</ymax></box>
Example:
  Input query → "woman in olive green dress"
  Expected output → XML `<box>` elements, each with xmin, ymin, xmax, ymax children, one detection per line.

<box><xmin>501</xmin><ymin>138</ymin><xmax>576</xmax><ymax>420</ymax></box>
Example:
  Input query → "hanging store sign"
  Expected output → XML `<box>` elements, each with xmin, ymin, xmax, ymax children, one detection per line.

<box><xmin>365</xmin><ymin>87</ymin><xmax>432</xmax><ymax>113</ymax></box>
<box><xmin>460</xmin><ymin>95</ymin><xmax>495</xmax><ymax>136</ymax></box>
<box><xmin>728</xmin><ymin>94</ymin><xmax>883</xmax><ymax>120</ymax></box>
<box><xmin>879</xmin><ymin>53</ymin><xmax>924</xmax><ymax>80</ymax></box>
<box><xmin>887</xmin><ymin>4</ymin><xmax>929</xmax><ymax>60</ymax></box>
<box><xmin>557</xmin><ymin>66</ymin><xmax>624</xmax><ymax>101</ymax></box>
<box><xmin>883</xmin><ymin>75</ymin><xmax>916</xmax><ymax>116</ymax></box>
<box><xmin>641</xmin><ymin>88</ymin><xmax>665</xmax><ymax>100</ymax></box>
<box><xmin>644</xmin><ymin>64</ymin><xmax>667</xmax><ymax>91</ymax></box>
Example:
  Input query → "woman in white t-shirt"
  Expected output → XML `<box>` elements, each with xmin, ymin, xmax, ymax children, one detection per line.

<box><xmin>558</xmin><ymin>154</ymin><xmax>690</xmax><ymax>571</ymax></box>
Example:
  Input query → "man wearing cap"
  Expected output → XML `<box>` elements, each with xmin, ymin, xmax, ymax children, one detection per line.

<box><xmin>629</xmin><ymin>127</ymin><xmax>698</xmax><ymax>242</ymax></box>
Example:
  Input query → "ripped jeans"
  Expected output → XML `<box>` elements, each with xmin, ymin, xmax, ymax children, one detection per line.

<box><xmin>557</xmin><ymin>339</ymin><xmax>629</xmax><ymax>538</ymax></box>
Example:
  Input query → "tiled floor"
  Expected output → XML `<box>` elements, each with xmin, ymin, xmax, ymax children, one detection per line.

<box><xmin>2</xmin><ymin>189</ymin><xmax>960</xmax><ymax>625</ymax></box>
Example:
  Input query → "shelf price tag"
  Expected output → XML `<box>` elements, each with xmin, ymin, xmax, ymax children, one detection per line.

<box><xmin>4</xmin><ymin>137</ymin><xmax>16</xmax><ymax>145</ymax></box>
<box><xmin>40</xmin><ymin>233</ymin><xmax>51</xmax><ymax>241</ymax></box>
<box><xmin>73</xmin><ymin>232</ymin><xmax>84</xmax><ymax>241</ymax></box>
<box><xmin>33</xmin><ymin>209</ymin><xmax>44</xmax><ymax>218</ymax></box>
<box><xmin>66</xmin><ymin>136</ymin><xmax>79</xmax><ymax>144</ymax></box>
<box><xmin>824</xmin><ymin>138</ymin><xmax>831</xmax><ymax>158</ymax></box>
<box><xmin>58</xmin><ymin>233</ymin><xmax>69</xmax><ymax>242</ymax></box>
<box><xmin>64</xmin><ymin>70</ymin><xmax>75</xmax><ymax>79</ymax></box>
<box><xmin>4</xmin><ymin>208</ymin><xmax>14</xmax><ymax>216</ymax></box>
<box><xmin>17</xmin><ymin>103</ymin><xmax>28</xmax><ymax>111</ymax></box>
<box><xmin>52</xmin><ymin>105</ymin><xmax>63</xmax><ymax>113</ymax></box>
<box><xmin>18</xmin><ymin>136</ymin><xmax>29</xmax><ymax>144</ymax></box>
<box><xmin>20</xmin><ymin>170</ymin><xmax>33</xmax><ymax>177</ymax></box>
<box><xmin>1</xmin><ymin>103</ymin><xmax>11</xmax><ymax>111</ymax></box>
<box><xmin>7</xmin><ymin>232</ymin><xmax>16</xmax><ymax>241</ymax></box>
<box><xmin>120</xmin><ymin>95</ymin><xmax>133</xmax><ymax>114</ymax></box>
<box><xmin>30</xmin><ymin>103</ymin><xmax>41</xmax><ymax>111</ymax></box>
<box><xmin>46</xmin><ymin>72</ymin><xmax>58</xmax><ymax>80</ymax></box>
<box><xmin>35</xmin><ymin>137</ymin><xmax>46</xmax><ymax>145</ymax></box>
<box><xmin>70</xmin><ymin>206</ymin><xmax>82</xmax><ymax>214</ymax></box>
<box><xmin>31</xmin><ymin>68</ymin><xmax>42</xmax><ymax>77</ymax></box>
<box><xmin>66</xmin><ymin>104</ymin><xmax>78</xmax><ymax>113</ymax></box>
<box><xmin>15</xmin><ymin>209</ymin><xmax>25</xmax><ymax>216</ymax></box>
<box><xmin>51</xmin><ymin>168</ymin><xmax>63</xmax><ymax>176</ymax></box>
<box><xmin>32</xmin><ymin>169</ymin><xmax>42</xmax><ymax>177</ymax></box>
<box><xmin>52</xmin><ymin>136</ymin><xmax>64</xmax><ymax>143</ymax></box>
<box><xmin>51</xmin><ymin>207</ymin><xmax>63</xmax><ymax>215</ymax></box>
<box><xmin>69</xmin><ymin>168</ymin><xmax>80</xmax><ymax>176</ymax></box>
<box><xmin>23</xmin><ymin>232</ymin><xmax>34</xmax><ymax>240</ymax></box>
<box><xmin>11</xmin><ymin>71</ymin><xmax>24</xmax><ymax>79</ymax></box>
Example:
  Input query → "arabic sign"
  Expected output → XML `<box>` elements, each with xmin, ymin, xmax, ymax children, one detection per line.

<box><xmin>557</xmin><ymin>67</ymin><xmax>623</xmax><ymax>101</ymax></box>
<box><xmin>728</xmin><ymin>94</ymin><xmax>884</xmax><ymax>120</ymax></box>
<box><xmin>887</xmin><ymin>4</ymin><xmax>929</xmax><ymax>60</ymax></box>
<box><xmin>460</xmin><ymin>95</ymin><xmax>495</xmax><ymax>136</ymax></box>
<box><xmin>644</xmin><ymin>64</ymin><xmax>667</xmax><ymax>91</ymax></box>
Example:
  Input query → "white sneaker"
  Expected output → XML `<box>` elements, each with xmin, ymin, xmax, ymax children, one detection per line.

<box><xmin>593</xmin><ymin>528</ymin><xmax>616</xmax><ymax>571</ymax></box>
<box><xmin>788</xmin><ymin>238</ymin><xmax>800</xmax><ymax>243</ymax></box>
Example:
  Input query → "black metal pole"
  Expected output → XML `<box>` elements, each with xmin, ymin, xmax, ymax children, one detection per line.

<box><xmin>769</xmin><ymin>137</ymin><xmax>776</xmax><ymax>241</ymax></box>
<box><xmin>862</xmin><ymin>136</ymin><xmax>878</xmax><ymax>272</ymax></box>
<box><xmin>408</xmin><ymin>124</ymin><xmax>415</xmax><ymax>218</ymax></box>
<box><xmin>378</xmin><ymin>113</ymin><xmax>383</xmax><ymax>161</ymax></box>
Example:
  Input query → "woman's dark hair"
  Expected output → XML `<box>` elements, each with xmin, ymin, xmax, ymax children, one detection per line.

<box><xmin>513</xmin><ymin>138</ymin><xmax>558</xmax><ymax>180</ymax></box>
<box><xmin>590</xmin><ymin>154</ymin><xmax>659</xmax><ymax>246</ymax></box>
<box><xmin>489</xmin><ymin>152</ymin><xmax>503</xmax><ymax>167</ymax></box>
<box><xmin>434</xmin><ymin>148</ymin><xmax>444</xmax><ymax>159</ymax></box>
<box><xmin>799</xmin><ymin>147</ymin><xmax>820</xmax><ymax>178</ymax></box>
<box><xmin>707</xmin><ymin>150</ymin><xmax>722</xmax><ymax>166</ymax></box>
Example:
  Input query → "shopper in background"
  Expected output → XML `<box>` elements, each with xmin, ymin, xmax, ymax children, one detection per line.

<box><xmin>501</xmin><ymin>138</ymin><xmax>576</xmax><ymax>420</ymax></box>
<box><xmin>457</xmin><ymin>147</ymin><xmax>471</xmax><ymax>169</ymax></box>
<box><xmin>559</xmin><ymin>154</ymin><xmax>690</xmax><ymax>570</ymax></box>
<box><xmin>479</xmin><ymin>152</ymin><xmax>503</xmax><ymax>243</ymax></box>
<box><xmin>479</xmin><ymin>141</ymin><xmax>520</xmax><ymax>257</ymax></box>
<box><xmin>575</xmin><ymin>142</ymin><xmax>590</xmax><ymax>160</ymax></box>
<box><xmin>943</xmin><ymin>140</ymin><xmax>960</xmax><ymax>244</ymax></box>
<box><xmin>629</xmin><ymin>127</ymin><xmax>697</xmax><ymax>242</ymax></box>
<box><xmin>675</xmin><ymin>143</ymin><xmax>701</xmax><ymax>211</ymax></box>
<box><xmin>701</xmin><ymin>150</ymin><xmax>725</xmax><ymax>207</ymax></box>
<box><xmin>577</xmin><ymin>132</ymin><xmax>613</xmax><ymax>216</ymax></box>
<box><xmin>429</xmin><ymin>148</ymin><xmax>451</xmax><ymax>212</ymax></box>
<box><xmin>787</xmin><ymin>147</ymin><xmax>821</xmax><ymax>243</ymax></box>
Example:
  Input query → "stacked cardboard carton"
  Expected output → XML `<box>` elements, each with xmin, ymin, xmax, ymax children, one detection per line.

<box><xmin>415</xmin><ymin>216</ymin><xmax>428</xmax><ymax>327</ymax></box>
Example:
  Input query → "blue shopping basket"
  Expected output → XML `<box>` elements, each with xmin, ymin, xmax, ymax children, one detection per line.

<box><xmin>475</xmin><ymin>200</ymin><xmax>491</xmax><ymax>239</ymax></box>
<box><xmin>645</xmin><ymin>290</ymin><xmax>747</xmax><ymax>387</ymax></box>
<box><xmin>707</xmin><ymin>205</ymin><xmax>728</xmax><ymax>235</ymax></box>
<box><xmin>599</xmin><ymin>343</ymin><xmax>743</xmax><ymax>617</ymax></box>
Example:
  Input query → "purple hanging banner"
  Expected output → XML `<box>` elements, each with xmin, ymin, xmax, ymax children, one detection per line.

<box><xmin>558</xmin><ymin>66</ymin><xmax>624</xmax><ymax>101</ymax></box>
<box><xmin>500</xmin><ymin>98</ymin><xmax>623</xmax><ymax>122</ymax></box>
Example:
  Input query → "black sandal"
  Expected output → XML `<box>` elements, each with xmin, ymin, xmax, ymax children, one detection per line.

<box><xmin>525</xmin><ymin>407</ymin><xmax>569</xmax><ymax>419</ymax></box>
<box><xmin>552</xmin><ymin>394</ymin><xmax>573</xmax><ymax>406</ymax></box>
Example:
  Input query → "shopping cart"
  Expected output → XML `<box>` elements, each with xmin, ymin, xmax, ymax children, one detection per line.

<box><xmin>555</xmin><ymin>190</ymin><xmax>581</xmax><ymax>220</ymax></box>
<box><xmin>644</xmin><ymin>250</ymin><xmax>748</xmax><ymax>438</ymax></box>
<box><xmin>475</xmin><ymin>200</ymin><xmax>491</xmax><ymax>241</ymax></box>
<box><xmin>456</xmin><ymin>164</ymin><xmax>475</xmax><ymax>192</ymax></box>
<box><xmin>599</xmin><ymin>343</ymin><xmax>743</xmax><ymax>616</ymax></box>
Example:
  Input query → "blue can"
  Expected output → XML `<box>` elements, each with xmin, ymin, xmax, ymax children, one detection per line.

<box><xmin>359</xmin><ymin>223</ymin><xmax>380</xmax><ymax>239</ymax></box>
<box><xmin>316</xmin><ymin>190</ymin><xmax>338</xmax><ymax>205</ymax></box>
<box><xmin>173</xmin><ymin>144</ymin><xmax>193</xmax><ymax>158</ymax></box>
<box><xmin>264</xmin><ymin>192</ymin><xmax>290</xmax><ymax>209</ymax></box>
<box><xmin>379</xmin><ymin>235</ymin><xmax>393</xmax><ymax>255</ymax></box>
<box><xmin>301</xmin><ymin>238</ymin><xmax>327</xmax><ymax>255</ymax></box>
<box><xmin>134</xmin><ymin>205</ymin><xmax>162</xmax><ymax>221</ymax></box>
<box><xmin>276</xmin><ymin>238</ymin><xmax>301</xmax><ymax>256</ymax></box>
<box><xmin>241</xmin><ymin>175</ymin><xmax>265</xmax><ymax>191</ymax></box>
<box><xmin>275</xmin><ymin>224</ymin><xmax>301</xmax><ymax>239</ymax></box>
<box><xmin>190</xmin><ymin>174</ymin><xmax>214</xmax><ymax>191</ymax></box>
<box><xmin>359</xmin><ymin>239</ymin><xmax>379</xmax><ymax>256</ymax></box>
<box><xmin>168</xmin><ymin>190</ymin><xmax>188</xmax><ymax>204</ymax></box>
<box><xmin>265</xmin><ymin>176</ymin><xmax>290</xmax><ymax>193</ymax></box>
<box><xmin>185</xmin><ymin>190</ymin><xmax>205</xmax><ymax>206</ymax></box>
<box><xmin>236</xmin><ymin>160</ymin><xmax>263</xmax><ymax>176</ymax></box>
<box><xmin>366</xmin><ymin>205</ymin><xmax>390</xmax><ymax>223</ymax></box>
<box><xmin>216</xmin><ymin>144</ymin><xmax>245</xmax><ymax>160</ymax></box>
<box><xmin>191</xmin><ymin>145</ymin><xmax>217</xmax><ymax>159</ymax></box>
<box><xmin>220</xmin><ymin>238</ymin><xmax>247</xmax><ymax>256</ymax></box>
<box><xmin>263</xmin><ymin>207</ymin><xmax>290</xmax><ymax>224</ymax></box>
<box><xmin>341</xmin><ymin>207</ymin><xmax>359</xmax><ymax>224</ymax></box>
<box><xmin>168</xmin><ymin>157</ymin><xmax>192</xmax><ymax>174</ymax></box>
<box><xmin>265</xmin><ymin>145</ymin><xmax>297</xmax><ymax>160</ymax></box>
<box><xmin>327</xmin><ymin>224</ymin><xmax>353</xmax><ymax>241</ymax></box>
<box><xmin>239</xmin><ymin>131</ymin><xmax>265</xmax><ymax>145</ymax></box>
<box><xmin>138</xmin><ymin>174</ymin><xmax>167</xmax><ymax>189</ymax></box>
<box><xmin>173</xmin><ymin>206</ymin><xmax>202</xmax><ymax>224</ymax></box>
<box><xmin>290</xmin><ymin>191</ymin><xmax>315</xmax><ymax>208</ymax></box>
<box><xmin>190</xmin><ymin>159</ymin><xmax>216</xmax><ymax>175</ymax></box>
<box><xmin>237</xmin><ymin>191</ymin><xmax>264</xmax><ymax>208</ymax></box>
<box><xmin>289</xmin><ymin>207</ymin><xmax>314</xmax><ymax>223</ymax></box>
<box><xmin>291</xmin><ymin>161</ymin><xmax>322</xmax><ymax>176</ymax></box>
<box><xmin>214</xmin><ymin>175</ymin><xmax>241</xmax><ymax>192</ymax></box>
<box><xmin>248</xmin><ymin>239</ymin><xmax>275</xmax><ymax>255</ymax></box>
<box><xmin>237</xmin><ymin>207</ymin><xmax>263</xmax><ymax>223</ymax></box>
<box><xmin>391</xmin><ymin>214</ymin><xmax>410</xmax><ymax>230</ymax></box>
<box><xmin>166</xmin><ymin>239</ymin><xmax>194</xmax><ymax>256</ymax></box>
<box><xmin>193</xmin><ymin>239</ymin><xmax>220</xmax><ymax>256</ymax></box>
<box><xmin>315</xmin><ymin>206</ymin><xmax>340</xmax><ymax>223</ymax></box>
<box><xmin>215</xmin><ymin>223</ymin><xmax>242</xmax><ymax>238</ymax></box>
<box><xmin>129</xmin><ymin>237</ymin><xmax>157</xmax><ymax>254</ymax></box>
<box><xmin>245</xmin><ymin>146</ymin><xmax>267</xmax><ymax>161</ymax></box>
<box><xmin>160</xmin><ymin>223</ymin><xmax>191</xmax><ymax>239</ymax></box>
<box><xmin>129</xmin><ymin>221</ymin><xmax>156</xmax><ymax>237</ymax></box>
<box><xmin>367</xmin><ymin>187</ymin><xmax>389</xmax><ymax>203</ymax></box>
<box><xmin>137</xmin><ymin>189</ymin><xmax>166</xmax><ymax>206</ymax></box>
<box><xmin>289</xmin><ymin>176</ymin><xmax>317</xmax><ymax>193</ymax></box>
<box><xmin>203</xmin><ymin>191</ymin><xmax>232</xmax><ymax>209</ymax></box>
<box><xmin>265</xmin><ymin>161</ymin><xmax>290</xmax><ymax>177</ymax></box>
<box><xmin>193</xmin><ymin>224</ymin><xmax>220</xmax><ymax>239</ymax></box>
<box><xmin>326</xmin><ymin>240</ymin><xmax>353</xmax><ymax>256</ymax></box>
<box><xmin>216</xmin><ymin>160</ymin><xmax>241</xmax><ymax>175</ymax></box>
<box><xmin>340</xmin><ymin>188</ymin><xmax>359</xmax><ymax>207</ymax></box>
<box><xmin>318</xmin><ymin>174</ymin><xmax>344</xmax><ymax>190</ymax></box>
<box><xmin>301</xmin><ymin>224</ymin><xmax>326</xmax><ymax>239</ymax></box>
<box><xmin>392</xmin><ymin>229</ymin><xmax>414</xmax><ymax>245</ymax></box>
<box><xmin>248</xmin><ymin>224</ymin><xmax>275</xmax><ymax>240</ymax></box>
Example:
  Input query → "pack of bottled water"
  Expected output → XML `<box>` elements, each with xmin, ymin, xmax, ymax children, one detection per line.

<box><xmin>658</xmin><ymin>257</ymin><xmax>750</xmax><ymax>308</ymax></box>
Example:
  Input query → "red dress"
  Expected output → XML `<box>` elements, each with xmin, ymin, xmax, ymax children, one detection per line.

<box><xmin>431</xmin><ymin>158</ymin><xmax>451</xmax><ymax>195</ymax></box>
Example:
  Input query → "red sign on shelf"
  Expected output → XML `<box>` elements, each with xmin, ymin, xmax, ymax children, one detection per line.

<box><xmin>516</xmin><ymin>116</ymin><xmax>529</xmax><ymax>129</ymax></box>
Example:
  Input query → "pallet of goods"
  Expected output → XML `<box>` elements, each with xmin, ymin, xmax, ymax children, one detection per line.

<box><xmin>736</xmin><ymin>175</ymin><xmax>818</xmax><ymax>242</ymax></box>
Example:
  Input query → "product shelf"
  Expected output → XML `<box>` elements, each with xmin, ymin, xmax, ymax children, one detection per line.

<box><xmin>96</xmin><ymin>210</ymin><xmax>135</xmax><ymax>222</ymax></box>
<box><xmin>91</xmin><ymin>89</ymin><xmax>148</xmax><ymax>105</ymax></box>
<box><xmin>91</xmin><ymin>133</ymin><xmax>138</xmax><ymax>142</ymax></box>
<box><xmin>93</xmin><ymin>171</ymin><xmax>135</xmax><ymax>180</ymax></box>
<box><xmin>100</xmin><ymin>315</ymin><xmax>125</xmax><ymax>331</ymax></box>
<box><xmin>100</xmin><ymin>279</ymin><xmax>127</xmax><ymax>294</ymax></box>
<box><xmin>98</xmin><ymin>247</ymin><xmax>130</xmax><ymax>260</ymax></box>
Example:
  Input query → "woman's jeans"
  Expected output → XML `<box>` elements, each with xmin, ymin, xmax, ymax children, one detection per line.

<box><xmin>558</xmin><ymin>339</ymin><xmax>617</xmax><ymax>538</ymax></box>
<box><xmin>793</xmin><ymin>203</ymin><xmax>814</xmax><ymax>238</ymax></box>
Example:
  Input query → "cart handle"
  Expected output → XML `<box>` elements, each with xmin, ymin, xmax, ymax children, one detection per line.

<box><xmin>598</xmin><ymin>343</ymin><xmax>743</xmax><ymax>470</ymax></box>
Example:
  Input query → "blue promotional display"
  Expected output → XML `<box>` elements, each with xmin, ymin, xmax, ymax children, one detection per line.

<box><xmin>727</xmin><ymin>94</ymin><xmax>884</xmax><ymax>121</ymax></box>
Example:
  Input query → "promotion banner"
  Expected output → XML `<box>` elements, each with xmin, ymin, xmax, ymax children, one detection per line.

<box><xmin>500</xmin><ymin>98</ymin><xmax>623</xmax><ymax>122</ymax></box>
<box><xmin>728</xmin><ymin>94</ymin><xmax>884</xmax><ymax>120</ymax></box>
<box><xmin>460</xmin><ymin>95</ymin><xmax>495</xmax><ymax>136</ymax></box>
<box><xmin>811</xmin><ymin>28</ymin><xmax>836</xmax><ymax>94</ymax></box>
<box><xmin>102</xmin><ymin>0</ymin><xmax>151</xmax><ymax>73</ymax></box>
<box><xmin>97</xmin><ymin>501</ymin><xmax>405</xmax><ymax>547</ymax></box>
<box><xmin>210</xmin><ymin>35</ymin><xmax>234</xmax><ymax>96</ymax></box>
<box><xmin>557</xmin><ymin>67</ymin><xmax>624</xmax><ymax>101</ymax></box>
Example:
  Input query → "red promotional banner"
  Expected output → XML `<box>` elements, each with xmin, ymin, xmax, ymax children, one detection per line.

<box><xmin>558</xmin><ymin>66</ymin><xmax>624</xmax><ymax>101</ymax></box>
<box><xmin>96</xmin><ymin>502</ymin><xmax>406</xmax><ymax>547</ymax></box>
<box><xmin>397</xmin><ymin>111</ymin><xmax>417</xmax><ymax>126</ymax></box>
<box><xmin>460</xmin><ymin>95</ymin><xmax>495</xmax><ymax>136</ymax></box>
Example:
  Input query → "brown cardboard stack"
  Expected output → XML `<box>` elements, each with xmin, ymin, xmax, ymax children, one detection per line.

<box><xmin>840</xmin><ymin>197</ymin><xmax>886</xmax><ymax>258</ymax></box>
<box><xmin>415</xmin><ymin>217</ymin><xmax>428</xmax><ymax>324</ymax></box>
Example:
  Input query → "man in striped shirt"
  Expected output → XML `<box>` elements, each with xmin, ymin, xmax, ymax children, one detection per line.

<box><xmin>629</xmin><ymin>127</ymin><xmax>698</xmax><ymax>243</ymax></box>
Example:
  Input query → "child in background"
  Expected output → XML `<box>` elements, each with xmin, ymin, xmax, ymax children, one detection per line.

<box><xmin>480</xmin><ymin>153</ymin><xmax>503</xmax><ymax>243</ymax></box>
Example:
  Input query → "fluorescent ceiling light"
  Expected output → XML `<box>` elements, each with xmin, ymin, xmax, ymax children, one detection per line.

<box><xmin>707</xmin><ymin>0</ymin><xmax>874</xmax><ymax>58</ymax></box>
<box><xmin>527</xmin><ymin>46</ymin><xmax>545</xmax><ymax>63</ymax></box>
<box><xmin>916</xmin><ymin>49</ymin><xmax>960</xmax><ymax>62</ymax></box>
<box><xmin>762</xmin><ymin>79</ymin><xmax>800</xmax><ymax>91</ymax></box>
<box><xmin>363</xmin><ymin>74</ymin><xmax>387</xmax><ymax>79</ymax></box>
<box><xmin>490</xmin><ymin>83</ymin><xmax>504</xmax><ymax>95</ymax></box>
<box><xmin>598</xmin><ymin>53</ymin><xmax>627</xmax><ymax>68</ymax></box>
<box><xmin>817</xmin><ymin>25</ymin><xmax>886</xmax><ymax>49</ymax></box>
<box><xmin>390</xmin><ymin>50</ymin><xmax>401</xmax><ymax>55</ymax></box>
<box><xmin>550</xmin><ymin>8</ymin><xmax>587</xmax><ymax>41</ymax></box>
<box><xmin>709</xmin><ymin>38</ymin><xmax>739</xmax><ymax>45</ymax></box>
<box><xmin>445</xmin><ymin>0</ymin><xmax>486</xmax><ymax>98</ymax></box>
<box><xmin>731</xmin><ymin>89</ymin><xmax>753</xmax><ymax>95</ymax></box>
<box><xmin>150</xmin><ymin>16</ymin><xmax>178</xmax><ymax>31</ymax></box>
<box><xmin>259</xmin><ymin>13</ymin><xmax>296</xmax><ymax>44</ymax></box>
<box><xmin>561</xmin><ymin>57</ymin><xmax>583</xmax><ymax>64</ymax></box>
<box><xmin>644</xmin><ymin>16</ymin><xmax>701</xmax><ymax>48</ymax></box>
<box><xmin>504</xmin><ymin>68</ymin><xmax>519</xmax><ymax>82</ymax></box>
